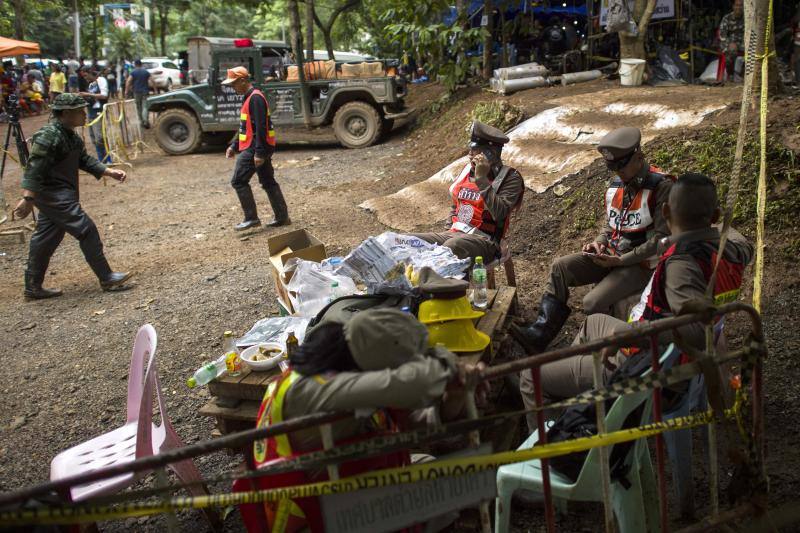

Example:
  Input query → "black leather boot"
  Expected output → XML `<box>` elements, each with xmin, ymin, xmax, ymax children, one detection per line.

<box><xmin>265</xmin><ymin>185</ymin><xmax>291</xmax><ymax>227</ymax></box>
<box><xmin>23</xmin><ymin>270</ymin><xmax>63</xmax><ymax>300</ymax></box>
<box><xmin>99</xmin><ymin>272</ymin><xmax>133</xmax><ymax>291</ymax></box>
<box><xmin>234</xmin><ymin>188</ymin><xmax>261</xmax><ymax>231</ymax></box>
<box><xmin>510</xmin><ymin>293</ymin><xmax>571</xmax><ymax>353</ymax></box>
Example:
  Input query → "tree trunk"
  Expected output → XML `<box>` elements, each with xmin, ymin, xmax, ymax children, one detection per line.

<box><xmin>482</xmin><ymin>0</ymin><xmax>492</xmax><ymax>78</ymax></box>
<box><xmin>11</xmin><ymin>0</ymin><xmax>24</xmax><ymax>40</ymax></box>
<box><xmin>305</xmin><ymin>0</ymin><xmax>314</xmax><ymax>61</ymax></box>
<box><xmin>619</xmin><ymin>0</ymin><xmax>656</xmax><ymax>60</ymax></box>
<box><xmin>159</xmin><ymin>3</ymin><xmax>168</xmax><ymax>56</ymax></box>
<box><xmin>288</xmin><ymin>0</ymin><xmax>311</xmax><ymax>127</ymax></box>
<box><xmin>322</xmin><ymin>30</ymin><xmax>335</xmax><ymax>61</ymax></box>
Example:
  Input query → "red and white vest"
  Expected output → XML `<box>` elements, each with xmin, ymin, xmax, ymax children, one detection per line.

<box><xmin>449</xmin><ymin>163</ymin><xmax>518</xmax><ymax>242</ymax></box>
<box><xmin>604</xmin><ymin>167</ymin><xmax>673</xmax><ymax>256</ymax></box>
<box><xmin>238</xmin><ymin>88</ymin><xmax>276</xmax><ymax>151</ymax></box>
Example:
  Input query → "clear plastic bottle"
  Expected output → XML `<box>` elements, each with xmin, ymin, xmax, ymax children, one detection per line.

<box><xmin>187</xmin><ymin>355</ymin><xmax>227</xmax><ymax>388</ymax></box>
<box><xmin>328</xmin><ymin>281</ymin><xmax>341</xmax><ymax>303</ymax></box>
<box><xmin>471</xmin><ymin>256</ymin><xmax>488</xmax><ymax>309</ymax></box>
<box><xmin>222</xmin><ymin>330</ymin><xmax>241</xmax><ymax>377</ymax></box>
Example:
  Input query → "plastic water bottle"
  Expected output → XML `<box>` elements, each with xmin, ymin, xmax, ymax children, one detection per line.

<box><xmin>222</xmin><ymin>330</ymin><xmax>241</xmax><ymax>377</ymax></box>
<box><xmin>328</xmin><ymin>281</ymin><xmax>341</xmax><ymax>303</ymax></box>
<box><xmin>472</xmin><ymin>256</ymin><xmax>488</xmax><ymax>309</ymax></box>
<box><xmin>187</xmin><ymin>355</ymin><xmax>227</xmax><ymax>388</ymax></box>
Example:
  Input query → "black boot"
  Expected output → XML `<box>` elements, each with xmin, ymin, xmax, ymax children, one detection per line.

<box><xmin>23</xmin><ymin>270</ymin><xmax>63</xmax><ymax>300</ymax></box>
<box><xmin>265</xmin><ymin>185</ymin><xmax>291</xmax><ymax>227</ymax></box>
<box><xmin>234</xmin><ymin>187</ymin><xmax>261</xmax><ymax>231</ymax></box>
<box><xmin>510</xmin><ymin>293</ymin><xmax>571</xmax><ymax>353</ymax></box>
<box><xmin>99</xmin><ymin>271</ymin><xmax>134</xmax><ymax>291</ymax></box>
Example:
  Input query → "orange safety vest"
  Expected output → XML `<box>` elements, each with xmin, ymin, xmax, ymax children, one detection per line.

<box><xmin>604</xmin><ymin>166</ymin><xmax>673</xmax><ymax>259</ymax></box>
<box><xmin>448</xmin><ymin>162</ymin><xmax>518</xmax><ymax>242</ymax></box>
<box><xmin>238</xmin><ymin>88</ymin><xmax>276</xmax><ymax>151</ymax></box>
<box><xmin>244</xmin><ymin>370</ymin><xmax>408</xmax><ymax>533</ymax></box>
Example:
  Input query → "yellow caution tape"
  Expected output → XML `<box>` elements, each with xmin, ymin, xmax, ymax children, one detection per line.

<box><xmin>752</xmin><ymin>0</ymin><xmax>773</xmax><ymax>314</ymax></box>
<box><xmin>0</xmin><ymin>409</ymin><xmax>721</xmax><ymax>526</ymax></box>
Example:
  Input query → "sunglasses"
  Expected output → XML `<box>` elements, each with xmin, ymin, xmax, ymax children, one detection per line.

<box><xmin>605</xmin><ymin>150</ymin><xmax>637</xmax><ymax>171</ymax></box>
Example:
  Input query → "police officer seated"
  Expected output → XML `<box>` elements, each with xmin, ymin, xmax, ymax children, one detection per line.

<box><xmin>411</xmin><ymin>121</ymin><xmax>525</xmax><ymax>264</ymax></box>
<box><xmin>512</xmin><ymin>127</ymin><xmax>673</xmax><ymax>353</ymax></box>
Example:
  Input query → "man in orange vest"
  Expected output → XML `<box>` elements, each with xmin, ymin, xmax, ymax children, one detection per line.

<box><xmin>513</xmin><ymin>127</ymin><xmax>673</xmax><ymax>353</ymax></box>
<box><xmin>223</xmin><ymin>66</ymin><xmax>290</xmax><ymax>230</ymax></box>
<box><xmin>411</xmin><ymin>121</ymin><xmax>524</xmax><ymax>262</ymax></box>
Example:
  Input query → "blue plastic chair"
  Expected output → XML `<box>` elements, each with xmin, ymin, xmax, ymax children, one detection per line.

<box><xmin>494</xmin><ymin>374</ymin><xmax>659</xmax><ymax>532</ymax></box>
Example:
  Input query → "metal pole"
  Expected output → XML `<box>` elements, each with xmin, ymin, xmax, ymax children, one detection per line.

<box><xmin>465</xmin><ymin>389</ymin><xmax>492</xmax><ymax>533</ymax></box>
<box><xmin>319</xmin><ymin>423</ymin><xmax>340</xmax><ymax>481</ymax></box>
<box><xmin>533</xmin><ymin>367</ymin><xmax>557</xmax><ymax>533</ymax></box>
<box><xmin>705</xmin><ymin>325</ymin><xmax>719</xmax><ymax>518</ymax></box>
<box><xmin>592</xmin><ymin>352</ymin><xmax>615</xmax><ymax>533</ymax></box>
<box><xmin>650</xmin><ymin>334</ymin><xmax>669</xmax><ymax>533</ymax></box>
<box><xmin>73</xmin><ymin>0</ymin><xmax>81</xmax><ymax>58</ymax></box>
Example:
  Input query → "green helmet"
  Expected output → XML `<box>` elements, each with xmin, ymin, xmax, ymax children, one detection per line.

<box><xmin>52</xmin><ymin>93</ymin><xmax>89</xmax><ymax>111</ymax></box>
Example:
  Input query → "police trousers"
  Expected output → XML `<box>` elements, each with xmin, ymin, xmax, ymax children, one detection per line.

<box><xmin>519</xmin><ymin>313</ymin><xmax>630</xmax><ymax>430</ymax></box>
<box><xmin>231</xmin><ymin>148</ymin><xmax>278</xmax><ymax>193</ymax></box>
<box><xmin>27</xmin><ymin>195</ymin><xmax>112</xmax><ymax>283</ymax></box>
<box><xmin>545</xmin><ymin>252</ymin><xmax>653</xmax><ymax>315</ymax></box>
<box><xmin>410</xmin><ymin>231</ymin><xmax>499</xmax><ymax>263</ymax></box>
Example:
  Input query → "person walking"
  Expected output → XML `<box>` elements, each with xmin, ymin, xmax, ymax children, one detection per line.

<box><xmin>12</xmin><ymin>94</ymin><xmax>133</xmax><ymax>299</ymax></box>
<box><xmin>125</xmin><ymin>59</ymin><xmax>153</xmax><ymax>128</ymax></box>
<box><xmin>223</xmin><ymin>66</ymin><xmax>290</xmax><ymax>230</ymax></box>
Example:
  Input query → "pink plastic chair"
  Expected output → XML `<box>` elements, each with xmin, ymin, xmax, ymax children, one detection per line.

<box><xmin>50</xmin><ymin>325</ymin><xmax>218</xmax><ymax>526</ymax></box>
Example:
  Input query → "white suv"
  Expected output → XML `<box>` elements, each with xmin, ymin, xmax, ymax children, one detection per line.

<box><xmin>141</xmin><ymin>57</ymin><xmax>182</xmax><ymax>92</ymax></box>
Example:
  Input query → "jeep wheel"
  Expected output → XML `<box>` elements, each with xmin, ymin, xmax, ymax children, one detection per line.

<box><xmin>333</xmin><ymin>102</ymin><xmax>381</xmax><ymax>149</ymax></box>
<box><xmin>154</xmin><ymin>108</ymin><xmax>202</xmax><ymax>155</ymax></box>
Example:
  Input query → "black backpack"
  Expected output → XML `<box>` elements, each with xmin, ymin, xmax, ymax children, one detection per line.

<box><xmin>540</xmin><ymin>350</ymin><xmax>652</xmax><ymax>487</ymax></box>
<box><xmin>306</xmin><ymin>292</ymin><xmax>421</xmax><ymax>335</ymax></box>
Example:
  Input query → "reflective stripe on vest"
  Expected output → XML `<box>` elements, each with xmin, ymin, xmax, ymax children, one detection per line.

<box><xmin>238</xmin><ymin>88</ymin><xmax>276</xmax><ymax>150</ymax></box>
<box><xmin>448</xmin><ymin>163</ymin><xmax>513</xmax><ymax>241</ymax></box>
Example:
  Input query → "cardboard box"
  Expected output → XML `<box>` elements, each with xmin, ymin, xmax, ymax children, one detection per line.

<box><xmin>268</xmin><ymin>229</ymin><xmax>327</xmax><ymax>314</ymax></box>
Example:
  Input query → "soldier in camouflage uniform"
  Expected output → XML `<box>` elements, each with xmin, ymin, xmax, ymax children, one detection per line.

<box><xmin>719</xmin><ymin>0</ymin><xmax>745</xmax><ymax>80</ymax></box>
<box><xmin>12</xmin><ymin>93</ymin><xmax>133</xmax><ymax>300</ymax></box>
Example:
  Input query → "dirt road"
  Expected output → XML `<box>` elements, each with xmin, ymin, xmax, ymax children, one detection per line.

<box><xmin>0</xmin><ymin>112</ymin><xmax>414</xmax><ymax>530</ymax></box>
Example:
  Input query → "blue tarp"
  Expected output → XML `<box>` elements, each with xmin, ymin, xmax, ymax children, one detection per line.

<box><xmin>444</xmin><ymin>1</ymin><xmax>586</xmax><ymax>26</ymax></box>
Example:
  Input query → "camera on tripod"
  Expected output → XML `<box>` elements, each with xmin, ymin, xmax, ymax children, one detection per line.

<box><xmin>4</xmin><ymin>93</ymin><xmax>21</xmax><ymax>124</ymax></box>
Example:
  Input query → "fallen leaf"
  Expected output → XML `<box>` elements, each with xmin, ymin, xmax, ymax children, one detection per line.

<box><xmin>93</xmin><ymin>309</ymin><xmax>106</xmax><ymax>316</ymax></box>
<box><xmin>20</xmin><ymin>323</ymin><xmax>36</xmax><ymax>331</ymax></box>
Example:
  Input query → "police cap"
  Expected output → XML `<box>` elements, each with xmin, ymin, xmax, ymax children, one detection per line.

<box><xmin>597</xmin><ymin>127</ymin><xmax>641</xmax><ymax>162</ymax></box>
<box><xmin>469</xmin><ymin>121</ymin><xmax>509</xmax><ymax>149</ymax></box>
<box><xmin>51</xmin><ymin>93</ymin><xmax>89</xmax><ymax>111</ymax></box>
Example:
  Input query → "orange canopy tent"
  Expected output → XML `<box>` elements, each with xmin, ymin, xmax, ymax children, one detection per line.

<box><xmin>0</xmin><ymin>37</ymin><xmax>41</xmax><ymax>56</ymax></box>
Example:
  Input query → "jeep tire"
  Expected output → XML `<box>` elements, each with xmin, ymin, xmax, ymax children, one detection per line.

<box><xmin>333</xmin><ymin>102</ymin><xmax>381</xmax><ymax>149</ymax></box>
<box><xmin>154</xmin><ymin>108</ymin><xmax>202</xmax><ymax>155</ymax></box>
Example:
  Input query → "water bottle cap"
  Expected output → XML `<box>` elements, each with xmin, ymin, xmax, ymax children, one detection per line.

<box><xmin>475</xmin><ymin>256</ymin><xmax>483</xmax><ymax>264</ymax></box>
<box><xmin>223</xmin><ymin>330</ymin><xmax>234</xmax><ymax>337</ymax></box>
<box><xmin>187</xmin><ymin>377</ymin><xmax>197</xmax><ymax>388</ymax></box>
<box><xmin>331</xmin><ymin>281</ymin><xmax>339</xmax><ymax>287</ymax></box>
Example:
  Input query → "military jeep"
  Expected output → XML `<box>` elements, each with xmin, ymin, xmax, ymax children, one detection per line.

<box><xmin>145</xmin><ymin>40</ymin><xmax>412</xmax><ymax>154</ymax></box>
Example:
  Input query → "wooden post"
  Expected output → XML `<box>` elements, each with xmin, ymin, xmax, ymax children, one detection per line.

<box><xmin>288</xmin><ymin>0</ymin><xmax>311</xmax><ymax>127</ymax></box>
<box><xmin>482</xmin><ymin>0</ymin><xmax>493</xmax><ymax>78</ymax></box>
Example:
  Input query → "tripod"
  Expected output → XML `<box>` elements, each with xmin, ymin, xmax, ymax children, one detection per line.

<box><xmin>0</xmin><ymin>93</ymin><xmax>32</xmax><ymax>229</ymax></box>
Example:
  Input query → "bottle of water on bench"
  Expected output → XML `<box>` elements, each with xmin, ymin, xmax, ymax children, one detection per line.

<box><xmin>472</xmin><ymin>256</ymin><xmax>488</xmax><ymax>309</ymax></box>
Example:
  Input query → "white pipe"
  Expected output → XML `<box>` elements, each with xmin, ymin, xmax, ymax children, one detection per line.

<box><xmin>560</xmin><ymin>70</ymin><xmax>603</xmax><ymax>86</ymax></box>
<box><xmin>496</xmin><ymin>64</ymin><xmax>548</xmax><ymax>80</ymax></box>
<box><xmin>498</xmin><ymin>76</ymin><xmax>550</xmax><ymax>95</ymax></box>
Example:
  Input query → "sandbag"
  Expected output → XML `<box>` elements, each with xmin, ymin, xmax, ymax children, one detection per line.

<box><xmin>361</xmin><ymin>61</ymin><xmax>384</xmax><ymax>77</ymax></box>
<box><xmin>323</xmin><ymin>60</ymin><xmax>337</xmax><ymax>80</ymax></box>
<box><xmin>340</xmin><ymin>63</ymin><xmax>362</xmax><ymax>78</ymax></box>
<box><xmin>286</xmin><ymin>65</ymin><xmax>299</xmax><ymax>82</ymax></box>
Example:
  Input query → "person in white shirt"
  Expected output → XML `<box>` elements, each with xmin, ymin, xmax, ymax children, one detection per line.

<box><xmin>78</xmin><ymin>67</ymin><xmax>110</xmax><ymax>163</ymax></box>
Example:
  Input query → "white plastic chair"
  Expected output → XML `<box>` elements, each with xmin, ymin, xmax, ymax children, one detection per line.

<box><xmin>50</xmin><ymin>325</ymin><xmax>217</xmax><ymax>524</ymax></box>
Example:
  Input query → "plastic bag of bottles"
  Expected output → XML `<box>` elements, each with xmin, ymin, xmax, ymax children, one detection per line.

<box><xmin>285</xmin><ymin>258</ymin><xmax>359</xmax><ymax>317</ymax></box>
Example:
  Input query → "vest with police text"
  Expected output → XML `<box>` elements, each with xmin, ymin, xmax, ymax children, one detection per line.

<box><xmin>604</xmin><ymin>167</ymin><xmax>672</xmax><ymax>255</ymax></box>
<box><xmin>238</xmin><ymin>89</ymin><xmax>276</xmax><ymax>151</ymax></box>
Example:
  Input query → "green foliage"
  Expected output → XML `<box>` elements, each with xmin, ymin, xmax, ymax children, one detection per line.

<box><xmin>651</xmin><ymin>126</ymin><xmax>800</xmax><ymax>232</ymax></box>
<box><xmin>106</xmin><ymin>27</ymin><xmax>154</xmax><ymax>64</ymax></box>
<box><xmin>166</xmin><ymin>0</ymin><xmax>262</xmax><ymax>54</ymax></box>
<box><xmin>561</xmin><ymin>181</ymin><xmax>601</xmax><ymax>235</ymax></box>
<box><xmin>471</xmin><ymin>100</ymin><xmax>523</xmax><ymax>133</ymax></box>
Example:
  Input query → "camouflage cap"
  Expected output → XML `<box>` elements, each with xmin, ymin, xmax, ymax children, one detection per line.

<box><xmin>52</xmin><ymin>93</ymin><xmax>89</xmax><ymax>111</ymax></box>
<box><xmin>343</xmin><ymin>308</ymin><xmax>428</xmax><ymax>371</ymax></box>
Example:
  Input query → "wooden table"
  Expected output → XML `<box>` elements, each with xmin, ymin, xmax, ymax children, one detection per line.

<box><xmin>199</xmin><ymin>286</ymin><xmax>518</xmax><ymax>437</ymax></box>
